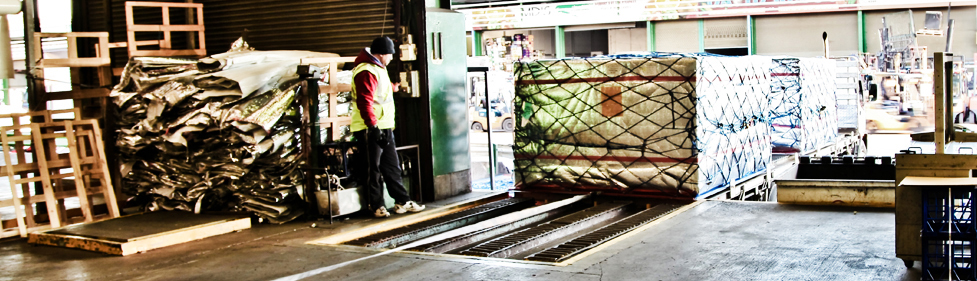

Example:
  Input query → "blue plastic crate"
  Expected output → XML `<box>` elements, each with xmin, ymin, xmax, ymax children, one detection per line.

<box><xmin>922</xmin><ymin>238</ymin><xmax>977</xmax><ymax>280</ymax></box>
<box><xmin>923</xmin><ymin>187</ymin><xmax>977</xmax><ymax>237</ymax></box>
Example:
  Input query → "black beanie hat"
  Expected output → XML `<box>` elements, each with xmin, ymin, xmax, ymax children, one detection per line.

<box><xmin>370</xmin><ymin>37</ymin><xmax>396</xmax><ymax>54</ymax></box>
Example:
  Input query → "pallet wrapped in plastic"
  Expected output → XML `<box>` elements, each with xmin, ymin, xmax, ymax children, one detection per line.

<box><xmin>769</xmin><ymin>58</ymin><xmax>839</xmax><ymax>153</ymax></box>
<box><xmin>513</xmin><ymin>55</ymin><xmax>771</xmax><ymax>199</ymax></box>
<box><xmin>834</xmin><ymin>58</ymin><xmax>862</xmax><ymax>131</ymax></box>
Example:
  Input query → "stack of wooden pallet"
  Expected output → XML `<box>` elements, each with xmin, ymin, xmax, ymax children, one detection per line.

<box><xmin>0</xmin><ymin>109</ymin><xmax>119</xmax><ymax>238</ymax></box>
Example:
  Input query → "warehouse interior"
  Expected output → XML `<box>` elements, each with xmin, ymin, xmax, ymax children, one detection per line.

<box><xmin>2</xmin><ymin>0</ymin><xmax>977</xmax><ymax>280</ymax></box>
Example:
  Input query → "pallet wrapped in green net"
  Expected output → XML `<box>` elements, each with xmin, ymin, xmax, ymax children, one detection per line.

<box><xmin>513</xmin><ymin>55</ymin><xmax>771</xmax><ymax>199</ymax></box>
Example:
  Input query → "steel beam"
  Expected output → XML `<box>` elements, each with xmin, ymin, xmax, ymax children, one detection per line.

<box><xmin>473</xmin><ymin>30</ymin><xmax>482</xmax><ymax>56</ymax></box>
<box><xmin>646</xmin><ymin>20</ymin><xmax>655</xmax><ymax>52</ymax></box>
<box><xmin>555</xmin><ymin>26</ymin><xmax>565</xmax><ymax>59</ymax></box>
<box><xmin>747</xmin><ymin>15</ymin><xmax>756</xmax><ymax>55</ymax></box>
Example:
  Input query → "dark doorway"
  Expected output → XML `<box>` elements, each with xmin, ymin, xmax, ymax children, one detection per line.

<box><xmin>705</xmin><ymin>47</ymin><xmax>749</xmax><ymax>56</ymax></box>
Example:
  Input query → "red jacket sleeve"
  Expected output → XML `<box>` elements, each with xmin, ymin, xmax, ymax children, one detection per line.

<box><xmin>353</xmin><ymin>71</ymin><xmax>378</xmax><ymax>127</ymax></box>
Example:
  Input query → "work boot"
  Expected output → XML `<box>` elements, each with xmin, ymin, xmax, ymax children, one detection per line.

<box><xmin>393</xmin><ymin>201</ymin><xmax>425</xmax><ymax>214</ymax></box>
<box><xmin>374</xmin><ymin>206</ymin><xmax>390</xmax><ymax>218</ymax></box>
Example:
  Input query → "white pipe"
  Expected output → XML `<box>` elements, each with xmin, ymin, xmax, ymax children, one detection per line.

<box><xmin>0</xmin><ymin>15</ymin><xmax>14</xmax><ymax>78</ymax></box>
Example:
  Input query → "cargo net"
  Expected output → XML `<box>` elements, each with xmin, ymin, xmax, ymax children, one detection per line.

<box><xmin>513</xmin><ymin>55</ymin><xmax>771</xmax><ymax>198</ymax></box>
<box><xmin>769</xmin><ymin>58</ymin><xmax>839</xmax><ymax>153</ymax></box>
<box><xmin>112</xmin><ymin>48</ymin><xmax>340</xmax><ymax>223</ymax></box>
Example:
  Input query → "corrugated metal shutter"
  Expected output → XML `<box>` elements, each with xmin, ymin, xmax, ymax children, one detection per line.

<box><xmin>73</xmin><ymin>0</ymin><xmax>109</xmax><ymax>58</ymax></box>
<box><xmin>654</xmin><ymin>19</ymin><xmax>699</xmax><ymax>53</ymax></box>
<box><xmin>197</xmin><ymin>0</ymin><xmax>395</xmax><ymax>56</ymax></box>
<box><xmin>80</xmin><ymin>0</ymin><xmax>394</xmax><ymax>67</ymax></box>
<box><xmin>704</xmin><ymin>17</ymin><xmax>747</xmax><ymax>49</ymax></box>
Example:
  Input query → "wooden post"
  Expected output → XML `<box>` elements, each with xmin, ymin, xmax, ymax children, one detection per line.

<box><xmin>30</xmin><ymin>123</ymin><xmax>62</xmax><ymax>228</ymax></box>
<box><xmin>934</xmin><ymin>52</ymin><xmax>948</xmax><ymax>153</ymax></box>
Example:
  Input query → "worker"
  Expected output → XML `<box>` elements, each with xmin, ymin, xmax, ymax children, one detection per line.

<box><xmin>351</xmin><ymin>36</ymin><xmax>425</xmax><ymax>218</ymax></box>
<box><xmin>954</xmin><ymin>103</ymin><xmax>977</xmax><ymax>124</ymax></box>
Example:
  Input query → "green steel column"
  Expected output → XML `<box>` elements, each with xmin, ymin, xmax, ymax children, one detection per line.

<box><xmin>698</xmin><ymin>19</ymin><xmax>705</xmax><ymax>52</ymax></box>
<box><xmin>747</xmin><ymin>15</ymin><xmax>756</xmax><ymax>55</ymax></box>
<box><xmin>555</xmin><ymin>26</ymin><xmax>566</xmax><ymax>59</ymax></box>
<box><xmin>473</xmin><ymin>31</ymin><xmax>483</xmax><ymax>56</ymax></box>
<box><xmin>857</xmin><ymin>10</ymin><xmax>866</xmax><ymax>53</ymax></box>
<box><xmin>646</xmin><ymin>20</ymin><xmax>656</xmax><ymax>52</ymax></box>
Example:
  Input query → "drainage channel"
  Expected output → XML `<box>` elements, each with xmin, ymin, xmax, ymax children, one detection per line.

<box><xmin>345</xmin><ymin>197</ymin><xmax>536</xmax><ymax>249</ymax></box>
<box><xmin>454</xmin><ymin>202</ymin><xmax>632</xmax><ymax>258</ymax></box>
<box><xmin>524</xmin><ymin>203</ymin><xmax>683</xmax><ymax>262</ymax></box>
<box><xmin>341</xmin><ymin>196</ymin><xmax>685</xmax><ymax>264</ymax></box>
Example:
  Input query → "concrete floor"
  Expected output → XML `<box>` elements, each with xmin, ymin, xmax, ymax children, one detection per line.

<box><xmin>0</xmin><ymin>198</ymin><xmax>918</xmax><ymax>281</ymax></box>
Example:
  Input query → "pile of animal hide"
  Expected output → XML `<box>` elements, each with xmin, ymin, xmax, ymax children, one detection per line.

<box><xmin>112</xmin><ymin>40</ymin><xmax>340</xmax><ymax>223</ymax></box>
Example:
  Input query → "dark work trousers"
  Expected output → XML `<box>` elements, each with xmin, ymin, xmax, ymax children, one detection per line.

<box><xmin>353</xmin><ymin>128</ymin><xmax>410</xmax><ymax>211</ymax></box>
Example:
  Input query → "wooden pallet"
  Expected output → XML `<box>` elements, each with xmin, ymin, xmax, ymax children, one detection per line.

<box><xmin>28</xmin><ymin>211</ymin><xmax>250</xmax><ymax>256</ymax></box>
<box><xmin>300</xmin><ymin>57</ymin><xmax>355</xmax><ymax>142</ymax></box>
<box><xmin>124</xmin><ymin>1</ymin><xmax>206</xmax><ymax>58</ymax></box>
<box><xmin>0</xmin><ymin>112</ymin><xmax>119</xmax><ymax>237</ymax></box>
<box><xmin>32</xmin><ymin>31</ymin><xmax>113</xmax><ymax>122</ymax></box>
<box><xmin>34</xmin><ymin>32</ymin><xmax>110</xmax><ymax>68</ymax></box>
<box><xmin>1</xmin><ymin>109</ymin><xmax>79</xmax><ymax>238</ymax></box>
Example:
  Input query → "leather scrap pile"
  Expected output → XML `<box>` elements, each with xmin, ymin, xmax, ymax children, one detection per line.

<box><xmin>112</xmin><ymin>44</ymin><xmax>340</xmax><ymax>223</ymax></box>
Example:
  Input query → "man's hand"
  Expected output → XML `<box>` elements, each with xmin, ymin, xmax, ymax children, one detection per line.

<box><xmin>368</xmin><ymin>126</ymin><xmax>387</xmax><ymax>146</ymax></box>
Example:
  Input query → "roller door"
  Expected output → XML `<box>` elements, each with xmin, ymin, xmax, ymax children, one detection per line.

<box><xmin>654</xmin><ymin>19</ymin><xmax>699</xmax><ymax>53</ymax></box>
<box><xmin>80</xmin><ymin>0</ymin><xmax>395</xmax><ymax>65</ymax></box>
<box><xmin>197</xmin><ymin>0</ymin><xmax>395</xmax><ymax>56</ymax></box>
<box><xmin>704</xmin><ymin>17</ymin><xmax>747</xmax><ymax>49</ymax></box>
<box><xmin>755</xmin><ymin>12</ymin><xmax>857</xmax><ymax>57</ymax></box>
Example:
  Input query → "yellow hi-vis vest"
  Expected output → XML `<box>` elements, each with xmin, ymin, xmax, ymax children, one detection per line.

<box><xmin>350</xmin><ymin>62</ymin><xmax>396</xmax><ymax>132</ymax></box>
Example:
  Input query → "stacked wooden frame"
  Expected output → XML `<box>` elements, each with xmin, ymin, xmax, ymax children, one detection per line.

<box><xmin>0</xmin><ymin>109</ymin><xmax>119</xmax><ymax>238</ymax></box>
